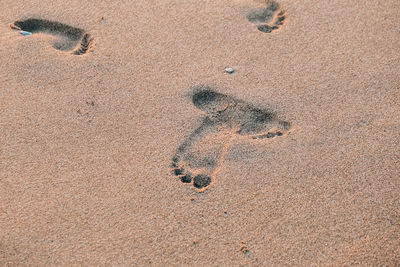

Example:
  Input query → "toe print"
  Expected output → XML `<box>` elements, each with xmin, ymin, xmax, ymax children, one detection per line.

<box><xmin>180</xmin><ymin>174</ymin><xmax>192</xmax><ymax>183</ymax></box>
<box><xmin>172</xmin><ymin>85</ymin><xmax>292</xmax><ymax>192</ymax></box>
<box><xmin>193</xmin><ymin>175</ymin><xmax>212</xmax><ymax>189</ymax></box>
<box><xmin>10</xmin><ymin>18</ymin><xmax>93</xmax><ymax>55</ymax></box>
<box><xmin>247</xmin><ymin>1</ymin><xmax>286</xmax><ymax>33</ymax></box>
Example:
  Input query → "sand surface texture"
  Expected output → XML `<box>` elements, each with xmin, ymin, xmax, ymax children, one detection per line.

<box><xmin>1</xmin><ymin>0</ymin><xmax>399</xmax><ymax>265</ymax></box>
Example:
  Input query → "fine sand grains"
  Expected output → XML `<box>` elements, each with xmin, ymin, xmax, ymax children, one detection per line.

<box><xmin>1</xmin><ymin>0</ymin><xmax>399</xmax><ymax>265</ymax></box>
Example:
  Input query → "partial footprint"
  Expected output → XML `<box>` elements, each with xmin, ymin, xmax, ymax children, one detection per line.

<box><xmin>247</xmin><ymin>1</ymin><xmax>286</xmax><ymax>33</ymax></box>
<box><xmin>10</xmin><ymin>18</ymin><xmax>93</xmax><ymax>55</ymax></box>
<box><xmin>172</xmin><ymin>85</ymin><xmax>292</xmax><ymax>192</ymax></box>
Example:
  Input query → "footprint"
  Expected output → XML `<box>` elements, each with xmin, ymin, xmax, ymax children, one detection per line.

<box><xmin>247</xmin><ymin>1</ymin><xmax>286</xmax><ymax>33</ymax></box>
<box><xmin>10</xmin><ymin>18</ymin><xmax>93</xmax><ymax>55</ymax></box>
<box><xmin>172</xmin><ymin>85</ymin><xmax>291</xmax><ymax>192</ymax></box>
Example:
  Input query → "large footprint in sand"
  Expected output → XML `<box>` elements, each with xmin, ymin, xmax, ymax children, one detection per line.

<box><xmin>172</xmin><ymin>85</ymin><xmax>292</xmax><ymax>192</ymax></box>
<box><xmin>10</xmin><ymin>18</ymin><xmax>93</xmax><ymax>55</ymax></box>
<box><xmin>247</xmin><ymin>0</ymin><xmax>286</xmax><ymax>33</ymax></box>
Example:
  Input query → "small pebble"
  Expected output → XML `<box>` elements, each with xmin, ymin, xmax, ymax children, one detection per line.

<box><xmin>224</xmin><ymin>67</ymin><xmax>235</xmax><ymax>74</ymax></box>
<box><xmin>20</xmin><ymin>31</ymin><xmax>32</xmax><ymax>36</ymax></box>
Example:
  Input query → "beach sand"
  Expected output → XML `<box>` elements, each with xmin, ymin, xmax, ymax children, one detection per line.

<box><xmin>1</xmin><ymin>0</ymin><xmax>399</xmax><ymax>265</ymax></box>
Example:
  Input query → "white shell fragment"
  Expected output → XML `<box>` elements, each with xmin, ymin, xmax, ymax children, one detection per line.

<box><xmin>224</xmin><ymin>67</ymin><xmax>235</xmax><ymax>74</ymax></box>
<box><xmin>19</xmin><ymin>31</ymin><xmax>32</xmax><ymax>36</ymax></box>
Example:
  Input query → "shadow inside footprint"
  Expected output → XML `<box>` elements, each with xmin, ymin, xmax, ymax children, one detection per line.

<box><xmin>172</xmin><ymin>85</ymin><xmax>292</xmax><ymax>192</ymax></box>
<box><xmin>192</xmin><ymin>89</ymin><xmax>235</xmax><ymax>115</ymax></box>
<box><xmin>247</xmin><ymin>1</ymin><xmax>286</xmax><ymax>33</ymax></box>
<box><xmin>193</xmin><ymin>175</ymin><xmax>212</xmax><ymax>189</ymax></box>
<box><xmin>247</xmin><ymin>1</ymin><xmax>279</xmax><ymax>24</ymax></box>
<box><xmin>192</xmin><ymin>90</ymin><xmax>219</xmax><ymax>108</ymax></box>
<box><xmin>12</xmin><ymin>18</ymin><xmax>93</xmax><ymax>55</ymax></box>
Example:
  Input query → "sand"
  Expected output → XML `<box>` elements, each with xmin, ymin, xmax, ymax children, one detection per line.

<box><xmin>1</xmin><ymin>0</ymin><xmax>399</xmax><ymax>265</ymax></box>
